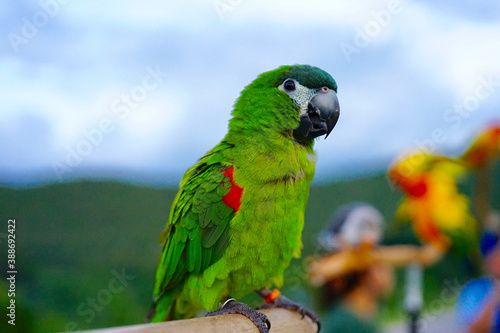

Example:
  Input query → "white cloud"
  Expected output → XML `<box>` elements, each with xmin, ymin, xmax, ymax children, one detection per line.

<box><xmin>2</xmin><ymin>0</ymin><xmax>500</xmax><ymax>185</ymax></box>
<box><xmin>397</xmin><ymin>4</ymin><xmax>500</xmax><ymax>97</ymax></box>
<box><xmin>222</xmin><ymin>0</ymin><xmax>403</xmax><ymax>26</ymax></box>
<box><xmin>62</xmin><ymin>1</ymin><xmax>215</xmax><ymax>30</ymax></box>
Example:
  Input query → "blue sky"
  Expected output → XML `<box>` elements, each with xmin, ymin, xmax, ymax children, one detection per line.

<box><xmin>1</xmin><ymin>0</ymin><xmax>500</xmax><ymax>187</ymax></box>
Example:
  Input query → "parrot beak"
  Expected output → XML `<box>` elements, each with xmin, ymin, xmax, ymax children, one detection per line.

<box><xmin>293</xmin><ymin>90</ymin><xmax>340</xmax><ymax>143</ymax></box>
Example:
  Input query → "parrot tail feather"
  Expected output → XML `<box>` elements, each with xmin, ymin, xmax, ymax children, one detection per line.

<box><xmin>148</xmin><ymin>289</ymin><xmax>178</xmax><ymax>323</ymax></box>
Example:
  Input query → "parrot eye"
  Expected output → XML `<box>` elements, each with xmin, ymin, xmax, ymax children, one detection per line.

<box><xmin>283</xmin><ymin>79</ymin><xmax>296</xmax><ymax>92</ymax></box>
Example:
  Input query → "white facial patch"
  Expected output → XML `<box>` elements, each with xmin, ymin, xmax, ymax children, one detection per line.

<box><xmin>278</xmin><ymin>80</ymin><xmax>316</xmax><ymax>115</ymax></box>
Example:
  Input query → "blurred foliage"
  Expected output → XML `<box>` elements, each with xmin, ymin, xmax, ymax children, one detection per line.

<box><xmin>0</xmin><ymin>160</ymin><xmax>498</xmax><ymax>332</ymax></box>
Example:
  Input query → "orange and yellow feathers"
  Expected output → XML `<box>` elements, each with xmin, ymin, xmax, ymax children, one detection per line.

<box><xmin>389</xmin><ymin>152</ymin><xmax>477</xmax><ymax>253</ymax></box>
<box><xmin>461</xmin><ymin>123</ymin><xmax>500</xmax><ymax>169</ymax></box>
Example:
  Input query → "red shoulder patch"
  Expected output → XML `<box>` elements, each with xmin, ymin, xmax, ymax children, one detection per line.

<box><xmin>221</xmin><ymin>166</ymin><xmax>243</xmax><ymax>212</ymax></box>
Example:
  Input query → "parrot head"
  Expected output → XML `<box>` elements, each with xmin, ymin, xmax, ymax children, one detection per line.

<box><xmin>461</xmin><ymin>123</ymin><xmax>500</xmax><ymax>169</ymax></box>
<box><xmin>230</xmin><ymin>65</ymin><xmax>340</xmax><ymax>145</ymax></box>
<box><xmin>278</xmin><ymin>65</ymin><xmax>340</xmax><ymax>143</ymax></box>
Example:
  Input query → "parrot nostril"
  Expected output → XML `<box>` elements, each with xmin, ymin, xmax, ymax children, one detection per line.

<box><xmin>320</xmin><ymin>87</ymin><xmax>329</xmax><ymax>93</ymax></box>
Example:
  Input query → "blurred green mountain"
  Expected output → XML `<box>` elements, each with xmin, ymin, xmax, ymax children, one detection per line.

<box><xmin>0</xmin><ymin>162</ymin><xmax>498</xmax><ymax>332</ymax></box>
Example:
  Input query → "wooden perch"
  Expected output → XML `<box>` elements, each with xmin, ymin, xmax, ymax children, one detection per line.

<box><xmin>308</xmin><ymin>243</ymin><xmax>445</xmax><ymax>287</ymax></box>
<box><xmin>82</xmin><ymin>308</ymin><xmax>318</xmax><ymax>333</ymax></box>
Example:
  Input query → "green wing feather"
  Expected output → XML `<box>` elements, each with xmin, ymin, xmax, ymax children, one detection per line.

<box><xmin>150</xmin><ymin>143</ymin><xmax>236</xmax><ymax>320</ymax></box>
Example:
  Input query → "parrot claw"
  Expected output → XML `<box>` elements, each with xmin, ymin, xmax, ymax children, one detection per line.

<box><xmin>257</xmin><ymin>295</ymin><xmax>321</xmax><ymax>332</ymax></box>
<box><xmin>205</xmin><ymin>299</ymin><xmax>271</xmax><ymax>333</ymax></box>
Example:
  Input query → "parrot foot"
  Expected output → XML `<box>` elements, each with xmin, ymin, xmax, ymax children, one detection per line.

<box><xmin>205</xmin><ymin>298</ymin><xmax>271</xmax><ymax>333</ymax></box>
<box><xmin>257</xmin><ymin>292</ymin><xmax>321</xmax><ymax>332</ymax></box>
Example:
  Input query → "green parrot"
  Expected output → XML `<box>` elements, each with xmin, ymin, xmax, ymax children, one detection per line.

<box><xmin>149</xmin><ymin>65</ymin><xmax>340</xmax><ymax>331</ymax></box>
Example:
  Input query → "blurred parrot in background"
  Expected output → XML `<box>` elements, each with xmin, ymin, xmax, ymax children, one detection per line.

<box><xmin>388</xmin><ymin>152</ymin><xmax>477</xmax><ymax>254</ymax></box>
<box><xmin>149</xmin><ymin>65</ymin><xmax>340</xmax><ymax>331</ymax></box>
<box><xmin>461</xmin><ymin>123</ymin><xmax>500</xmax><ymax>169</ymax></box>
<box><xmin>460</xmin><ymin>123</ymin><xmax>500</xmax><ymax>225</ymax></box>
